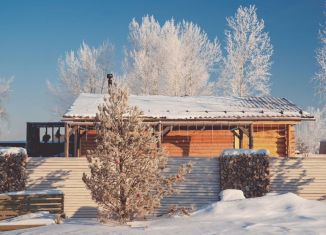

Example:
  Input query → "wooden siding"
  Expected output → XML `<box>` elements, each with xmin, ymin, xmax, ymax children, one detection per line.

<box><xmin>162</xmin><ymin>130</ymin><xmax>234</xmax><ymax>157</ymax></box>
<box><xmin>269</xmin><ymin>157</ymin><xmax>326</xmax><ymax>200</ymax></box>
<box><xmin>26</xmin><ymin>158</ymin><xmax>97</xmax><ymax>218</ymax></box>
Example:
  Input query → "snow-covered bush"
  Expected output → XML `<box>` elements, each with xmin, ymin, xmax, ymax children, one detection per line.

<box><xmin>82</xmin><ymin>83</ymin><xmax>191</xmax><ymax>223</ymax></box>
<box><xmin>219</xmin><ymin>149</ymin><xmax>270</xmax><ymax>198</ymax></box>
<box><xmin>0</xmin><ymin>147</ymin><xmax>27</xmax><ymax>193</ymax></box>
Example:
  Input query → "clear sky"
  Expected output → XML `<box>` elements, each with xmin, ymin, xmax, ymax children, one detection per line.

<box><xmin>0</xmin><ymin>0</ymin><xmax>324</xmax><ymax>140</ymax></box>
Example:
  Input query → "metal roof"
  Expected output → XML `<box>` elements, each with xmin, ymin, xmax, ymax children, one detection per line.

<box><xmin>63</xmin><ymin>93</ymin><xmax>314</xmax><ymax>121</ymax></box>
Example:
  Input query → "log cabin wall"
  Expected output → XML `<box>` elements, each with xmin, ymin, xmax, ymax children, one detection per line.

<box><xmin>161</xmin><ymin>129</ymin><xmax>234</xmax><ymax>157</ymax></box>
<box><xmin>80</xmin><ymin>129</ymin><xmax>97</xmax><ymax>156</ymax></box>
<box><xmin>76</xmin><ymin>122</ymin><xmax>297</xmax><ymax>158</ymax></box>
<box><xmin>241</xmin><ymin>123</ymin><xmax>296</xmax><ymax>157</ymax></box>
<box><xmin>287</xmin><ymin>124</ymin><xmax>296</xmax><ymax>157</ymax></box>
<box><xmin>252</xmin><ymin>124</ymin><xmax>287</xmax><ymax>157</ymax></box>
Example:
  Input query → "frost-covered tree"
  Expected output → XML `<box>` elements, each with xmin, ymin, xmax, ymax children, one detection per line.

<box><xmin>299</xmin><ymin>10</ymin><xmax>326</xmax><ymax>154</ymax></box>
<box><xmin>125</xmin><ymin>15</ymin><xmax>222</xmax><ymax>96</ymax></box>
<box><xmin>314</xmin><ymin>22</ymin><xmax>326</xmax><ymax>104</ymax></box>
<box><xmin>82</xmin><ymin>83</ymin><xmax>191</xmax><ymax>223</ymax></box>
<box><xmin>296</xmin><ymin>107</ymin><xmax>326</xmax><ymax>154</ymax></box>
<box><xmin>0</xmin><ymin>78</ymin><xmax>12</xmax><ymax>121</ymax></box>
<box><xmin>217</xmin><ymin>5</ymin><xmax>273</xmax><ymax>96</ymax></box>
<box><xmin>48</xmin><ymin>41</ymin><xmax>114</xmax><ymax>115</ymax></box>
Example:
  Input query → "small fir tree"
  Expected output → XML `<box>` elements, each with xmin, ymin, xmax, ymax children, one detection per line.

<box><xmin>82</xmin><ymin>83</ymin><xmax>191</xmax><ymax>223</ymax></box>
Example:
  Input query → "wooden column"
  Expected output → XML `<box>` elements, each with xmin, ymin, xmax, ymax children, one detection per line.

<box><xmin>74</xmin><ymin>126</ymin><xmax>78</xmax><ymax>158</ymax></box>
<box><xmin>239</xmin><ymin>130</ymin><xmax>243</xmax><ymax>148</ymax></box>
<box><xmin>64</xmin><ymin>123</ymin><xmax>70</xmax><ymax>158</ymax></box>
<box><xmin>286</xmin><ymin>124</ymin><xmax>294</xmax><ymax>157</ymax></box>
<box><xmin>158</xmin><ymin>122</ymin><xmax>162</xmax><ymax>148</ymax></box>
<box><xmin>77</xmin><ymin>127</ymin><xmax>81</xmax><ymax>158</ymax></box>
<box><xmin>249</xmin><ymin>124</ymin><xmax>254</xmax><ymax>149</ymax></box>
<box><xmin>52</xmin><ymin>127</ymin><xmax>54</xmax><ymax>144</ymax></box>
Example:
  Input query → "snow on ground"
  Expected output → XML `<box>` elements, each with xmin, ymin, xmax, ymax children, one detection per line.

<box><xmin>4</xmin><ymin>192</ymin><xmax>326</xmax><ymax>235</ymax></box>
<box><xmin>0</xmin><ymin>189</ymin><xmax>63</xmax><ymax>196</ymax></box>
<box><xmin>0</xmin><ymin>212</ymin><xmax>55</xmax><ymax>226</ymax></box>
<box><xmin>0</xmin><ymin>147</ymin><xmax>27</xmax><ymax>156</ymax></box>
<box><xmin>219</xmin><ymin>189</ymin><xmax>245</xmax><ymax>201</ymax></box>
<box><xmin>221</xmin><ymin>148</ymin><xmax>270</xmax><ymax>156</ymax></box>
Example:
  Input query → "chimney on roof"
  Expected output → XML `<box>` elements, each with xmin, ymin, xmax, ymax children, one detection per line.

<box><xmin>107</xmin><ymin>73</ymin><xmax>113</xmax><ymax>92</ymax></box>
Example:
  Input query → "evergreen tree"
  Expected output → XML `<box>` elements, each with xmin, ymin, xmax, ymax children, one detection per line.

<box><xmin>83</xmin><ymin>83</ymin><xmax>191</xmax><ymax>223</ymax></box>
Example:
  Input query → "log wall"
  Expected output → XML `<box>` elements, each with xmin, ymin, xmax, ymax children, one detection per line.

<box><xmin>252</xmin><ymin>125</ymin><xmax>287</xmax><ymax>157</ymax></box>
<box><xmin>77</xmin><ymin>123</ymin><xmax>297</xmax><ymax>157</ymax></box>
<box><xmin>162</xmin><ymin>130</ymin><xmax>234</xmax><ymax>157</ymax></box>
<box><xmin>241</xmin><ymin>124</ymin><xmax>295</xmax><ymax>157</ymax></box>
<box><xmin>80</xmin><ymin>130</ymin><xmax>97</xmax><ymax>156</ymax></box>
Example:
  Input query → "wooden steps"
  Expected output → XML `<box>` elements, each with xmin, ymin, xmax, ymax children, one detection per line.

<box><xmin>155</xmin><ymin>157</ymin><xmax>220</xmax><ymax>216</ymax></box>
<box><xmin>26</xmin><ymin>157</ymin><xmax>220</xmax><ymax>218</ymax></box>
<box><xmin>26</xmin><ymin>157</ymin><xmax>97</xmax><ymax>218</ymax></box>
<box><xmin>269</xmin><ymin>157</ymin><xmax>326</xmax><ymax>200</ymax></box>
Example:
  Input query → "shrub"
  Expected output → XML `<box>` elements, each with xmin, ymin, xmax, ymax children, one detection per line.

<box><xmin>219</xmin><ymin>149</ymin><xmax>270</xmax><ymax>198</ymax></box>
<box><xmin>0</xmin><ymin>148</ymin><xmax>27</xmax><ymax>193</ymax></box>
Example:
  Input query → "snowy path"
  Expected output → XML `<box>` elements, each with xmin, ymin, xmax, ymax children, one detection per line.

<box><xmin>4</xmin><ymin>192</ymin><xmax>326</xmax><ymax>235</ymax></box>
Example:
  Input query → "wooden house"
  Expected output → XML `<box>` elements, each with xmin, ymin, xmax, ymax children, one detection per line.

<box><xmin>62</xmin><ymin>94</ymin><xmax>314</xmax><ymax>158</ymax></box>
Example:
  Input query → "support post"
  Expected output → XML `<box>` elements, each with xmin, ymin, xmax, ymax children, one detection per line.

<box><xmin>64</xmin><ymin>123</ymin><xmax>70</xmax><ymax>158</ymax></box>
<box><xmin>239</xmin><ymin>130</ymin><xmax>243</xmax><ymax>148</ymax></box>
<box><xmin>249</xmin><ymin>124</ymin><xmax>254</xmax><ymax>149</ymax></box>
<box><xmin>74</xmin><ymin>126</ymin><xmax>78</xmax><ymax>158</ymax></box>
<box><xmin>77</xmin><ymin>126</ymin><xmax>81</xmax><ymax>158</ymax></box>
<box><xmin>52</xmin><ymin>127</ymin><xmax>54</xmax><ymax>144</ymax></box>
<box><xmin>158</xmin><ymin>122</ymin><xmax>162</xmax><ymax>148</ymax></box>
<box><xmin>286</xmin><ymin>124</ymin><xmax>292</xmax><ymax>157</ymax></box>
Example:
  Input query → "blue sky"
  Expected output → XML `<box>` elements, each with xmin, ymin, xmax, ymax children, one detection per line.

<box><xmin>0</xmin><ymin>0</ymin><xmax>324</xmax><ymax>140</ymax></box>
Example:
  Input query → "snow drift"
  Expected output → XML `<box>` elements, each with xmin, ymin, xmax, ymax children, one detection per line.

<box><xmin>5</xmin><ymin>192</ymin><xmax>326</xmax><ymax>235</ymax></box>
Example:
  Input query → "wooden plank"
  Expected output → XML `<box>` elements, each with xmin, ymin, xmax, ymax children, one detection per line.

<box><xmin>0</xmin><ymin>224</ymin><xmax>46</xmax><ymax>232</ymax></box>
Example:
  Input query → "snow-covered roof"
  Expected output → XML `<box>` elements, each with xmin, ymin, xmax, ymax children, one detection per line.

<box><xmin>63</xmin><ymin>93</ymin><xmax>313</xmax><ymax>120</ymax></box>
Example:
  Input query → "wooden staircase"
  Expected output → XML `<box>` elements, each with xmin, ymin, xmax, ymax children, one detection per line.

<box><xmin>157</xmin><ymin>157</ymin><xmax>220</xmax><ymax>216</ymax></box>
<box><xmin>26</xmin><ymin>157</ymin><xmax>220</xmax><ymax>218</ymax></box>
<box><xmin>26</xmin><ymin>157</ymin><xmax>97</xmax><ymax>218</ymax></box>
